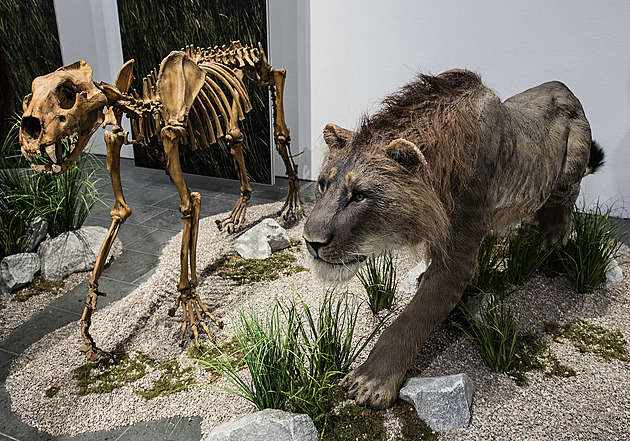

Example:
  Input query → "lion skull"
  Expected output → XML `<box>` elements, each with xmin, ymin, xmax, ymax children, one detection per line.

<box><xmin>20</xmin><ymin>60</ymin><xmax>107</xmax><ymax>175</ymax></box>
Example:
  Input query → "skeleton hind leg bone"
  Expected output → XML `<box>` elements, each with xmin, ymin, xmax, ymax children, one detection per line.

<box><xmin>216</xmin><ymin>102</ymin><xmax>253</xmax><ymax>232</ymax></box>
<box><xmin>162</xmin><ymin>125</ymin><xmax>224</xmax><ymax>346</ymax></box>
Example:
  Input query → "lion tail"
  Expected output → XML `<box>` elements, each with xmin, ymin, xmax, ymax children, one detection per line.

<box><xmin>584</xmin><ymin>140</ymin><xmax>605</xmax><ymax>176</ymax></box>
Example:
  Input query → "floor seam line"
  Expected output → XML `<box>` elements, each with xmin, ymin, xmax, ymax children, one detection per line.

<box><xmin>0</xmin><ymin>348</ymin><xmax>20</xmax><ymax>356</ymax></box>
<box><xmin>113</xmin><ymin>425</ymin><xmax>131</xmax><ymax>441</ymax></box>
<box><xmin>0</xmin><ymin>430</ymin><xmax>21</xmax><ymax>441</ymax></box>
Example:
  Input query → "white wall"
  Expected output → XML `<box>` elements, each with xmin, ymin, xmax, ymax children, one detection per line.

<box><xmin>53</xmin><ymin>0</ymin><xmax>133</xmax><ymax>158</ymax></box>
<box><xmin>267</xmin><ymin>0</ymin><xmax>311</xmax><ymax>180</ymax></box>
<box><xmin>51</xmin><ymin>1</ymin><xmax>630</xmax><ymax>214</ymax></box>
<box><xmin>302</xmin><ymin>0</ymin><xmax>630</xmax><ymax>215</ymax></box>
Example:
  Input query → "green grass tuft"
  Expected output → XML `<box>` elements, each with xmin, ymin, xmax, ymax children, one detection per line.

<box><xmin>556</xmin><ymin>202</ymin><xmax>623</xmax><ymax>293</ymax></box>
<box><xmin>0</xmin><ymin>208</ymin><xmax>27</xmax><ymax>260</ymax></box>
<box><xmin>504</xmin><ymin>227</ymin><xmax>554</xmax><ymax>287</ymax></box>
<box><xmin>457</xmin><ymin>295</ymin><xmax>520</xmax><ymax>373</ymax></box>
<box><xmin>466</xmin><ymin>233</ymin><xmax>507</xmax><ymax>296</ymax></box>
<box><xmin>357</xmin><ymin>250</ymin><xmax>398</xmax><ymax>314</ymax></box>
<box><xmin>0</xmin><ymin>130</ymin><xmax>102</xmax><ymax>239</ymax></box>
<box><xmin>198</xmin><ymin>290</ymin><xmax>386</xmax><ymax>431</ymax></box>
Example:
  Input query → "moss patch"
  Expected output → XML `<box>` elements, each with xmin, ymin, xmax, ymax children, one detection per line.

<box><xmin>509</xmin><ymin>332</ymin><xmax>575</xmax><ymax>387</ymax></box>
<box><xmin>545</xmin><ymin>319</ymin><xmax>629</xmax><ymax>362</ymax></box>
<box><xmin>44</xmin><ymin>385</ymin><xmax>60</xmax><ymax>398</ymax></box>
<box><xmin>323</xmin><ymin>403</ymin><xmax>386</xmax><ymax>441</ymax></box>
<box><xmin>187</xmin><ymin>337</ymin><xmax>246</xmax><ymax>382</ymax></box>
<box><xmin>74</xmin><ymin>351</ymin><xmax>153</xmax><ymax>396</ymax></box>
<box><xmin>70</xmin><ymin>339</ymin><xmax>252</xmax><ymax>400</ymax></box>
<box><xmin>209</xmin><ymin>241</ymin><xmax>307</xmax><ymax>284</ymax></box>
<box><xmin>12</xmin><ymin>276</ymin><xmax>65</xmax><ymax>302</ymax></box>
<box><xmin>136</xmin><ymin>361</ymin><xmax>195</xmax><ymax>400</ymax></box>
<box><xmin>394</xmin><ymin>400</ymin><xmax>438</xmax><ymax>440</ymax></box>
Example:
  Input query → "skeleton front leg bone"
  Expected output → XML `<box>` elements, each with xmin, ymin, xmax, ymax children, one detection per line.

<box><xmin>79</xmin><ymin>126</ymin><xmax>131</xmax><ymax>361</ymax></box>
<box><xmin>268</xmin><ymin>67</ymin><xmax>304</xmax><ymax>220</ymax></box>
<box><xmin>162</xmin><ymin>125</ymin><xmax>223</xmax><ymax>346</ymax></box>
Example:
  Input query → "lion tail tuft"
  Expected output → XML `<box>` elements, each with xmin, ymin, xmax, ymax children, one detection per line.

<box><xmin>585</xmin><ymin>140</ymin><xmax>605</xmax><ymax>176</ymax></box>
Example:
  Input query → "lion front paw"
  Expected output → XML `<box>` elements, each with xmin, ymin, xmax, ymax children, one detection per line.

<box><xmin>341</xmin><ymin>360</ymin><xmax>406</xmax><ymax>409</ymax></box>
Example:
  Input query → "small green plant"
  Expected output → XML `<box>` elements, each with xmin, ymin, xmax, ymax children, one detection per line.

<box><xmin>357</xmin><ymin>250</ymin><xmax>398</xmax><ymax>314</ymax></box>
<box><xmin>557</xmin><ymin>202</ymin><xmax>623</xmax><ymax>293</ymax></box>
<box><xmin>323</xmin><ymin>403</ymin><xmax>387</xmax><ymax>441</ymax></box>
<box><xmin>0</xmin><ymin>122</ymin><xmax>102</xmax><ymax>239</ymax></box>
<box><xmin>545</xmin><ymin>319</ymin><xmax>629</xmax><ymax>362</ymax></box>
<box><xmin>457</xmin><ymin>295</ymin><xmax>520</xmax><ymax>372</ymax></box>
<box><xmin>504</xmin><ymin>227</ymin><xmax>554</xmax><ymax>286</ymax></box>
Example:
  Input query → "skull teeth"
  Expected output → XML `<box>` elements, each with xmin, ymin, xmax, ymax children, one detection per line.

<box><xmin>61</xmin><ymin>131</ymin><xmax>79</xmax><ymax>155</ymax></box>
<box><xmin>46</xmin><ymin>144</ymin><xmax>58</xmax><ymax>163</ymax></box>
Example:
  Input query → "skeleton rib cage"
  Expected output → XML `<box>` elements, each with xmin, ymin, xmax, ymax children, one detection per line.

<box><xmin>129</xmin><ymin>42</ymin><xmax>266</xmax><ymax>152</ymax></box>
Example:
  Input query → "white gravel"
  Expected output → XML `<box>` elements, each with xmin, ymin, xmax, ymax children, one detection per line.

<box><xmin>0</xmin><ymin>239</ymin><xmax>121</xmax><ymax>341</ymax></box>
<box><xmin>3</xmin><ymin>202</ymin><xmax>630</xmax><ymax>440</ymax></box>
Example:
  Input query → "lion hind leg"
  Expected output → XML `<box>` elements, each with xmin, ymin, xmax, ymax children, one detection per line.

<box><xmin>535</xmin><ymin>124</ymin><xmax>591</xmax><ymax>247</ymax></box>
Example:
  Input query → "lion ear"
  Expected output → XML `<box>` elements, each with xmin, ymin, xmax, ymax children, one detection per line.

<box><xmin>323</xmin><ymin>123</ymin><xmax>355</xmax><ymax>150</ymax></box>
<box><xmin>386</xmin><ymin>138</ymin><xmax>427</xmax><ymax>170</ymax></box>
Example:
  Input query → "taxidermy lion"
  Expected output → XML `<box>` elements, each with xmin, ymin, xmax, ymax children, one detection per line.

<box><xmin>303</xmin><ymin>69</ymin><xmax>604</xmax><ymax>409</ymax></box>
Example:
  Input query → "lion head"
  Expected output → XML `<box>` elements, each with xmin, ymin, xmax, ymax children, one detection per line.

<box><xmin>303</xmin><ymin>123</ymin><xmax>449</xmax><ymax>283</ymax></box>
<box><xmin>20</xmin><ymin>60</ymin><xmax>107</xmax><ymax>175</ymax></box>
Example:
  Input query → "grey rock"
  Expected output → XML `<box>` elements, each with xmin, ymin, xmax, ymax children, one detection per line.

<box><xmin>38</xmin><ymin>226</ymin><xmax>112</xmax><ymax>281</ymax></box>
<box><xmin>0</xmin><ymin>253</ymin><xmax>40</xmax><ymax>293</ymax></box>
<box><xmin>19</xmin><ymin>217</ymin><xmax>49</xmax><ymax>253</ymax></box>
<box><xmin>399</xmin><ymin>373</ymin><xmax>475</xmax><ymax>432</ymax></box>
<box><xmin>401</xmin><ymin>260</ymin><xmax>428</xmax><ymax>293</ymax></box>
<box><xmin>466</xmin><ymin>292</ymin><xmax>499</xmax><ymax>323</ymax></box>
<box><xmin>235</xmin><ymin>218</ymin><xmax>291</xmax><ymax>260</ymax></box>
<box><xmin>203</xmin><ymin>409</ymin><xmax>318</xmax><ymax>441</ymax></box>
<box><xmin>605</xmin><ymin>258</ymin><xmax>623</xmax><ymax>287</ymax></box>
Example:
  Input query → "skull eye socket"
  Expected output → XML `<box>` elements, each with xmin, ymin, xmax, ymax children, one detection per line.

<box><xmin>22</xmin><ymin>93</ymin><xmax>33</xmax><ymax>111</ymax></box>
<box><xmin>57</xmin><ymin>84</ymin><xmax>77</xmax><ymax>109</ymax></box>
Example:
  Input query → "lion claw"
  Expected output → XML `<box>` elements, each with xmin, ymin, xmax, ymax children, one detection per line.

<box><xmin>341</xmin><ymin>362</ymin><xmax>404</xmax><ymax>410</ymax></box>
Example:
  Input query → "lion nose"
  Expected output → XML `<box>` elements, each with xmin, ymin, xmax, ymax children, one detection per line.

<box><xmin>21</xmin><ymin>116</ymin><xmax>42</xmax><ymax>141</ymax></box>
<box><xmin>304</xmin><ymin>238</ymin><xmax>329</xmax><ymax>258</ymax></box>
